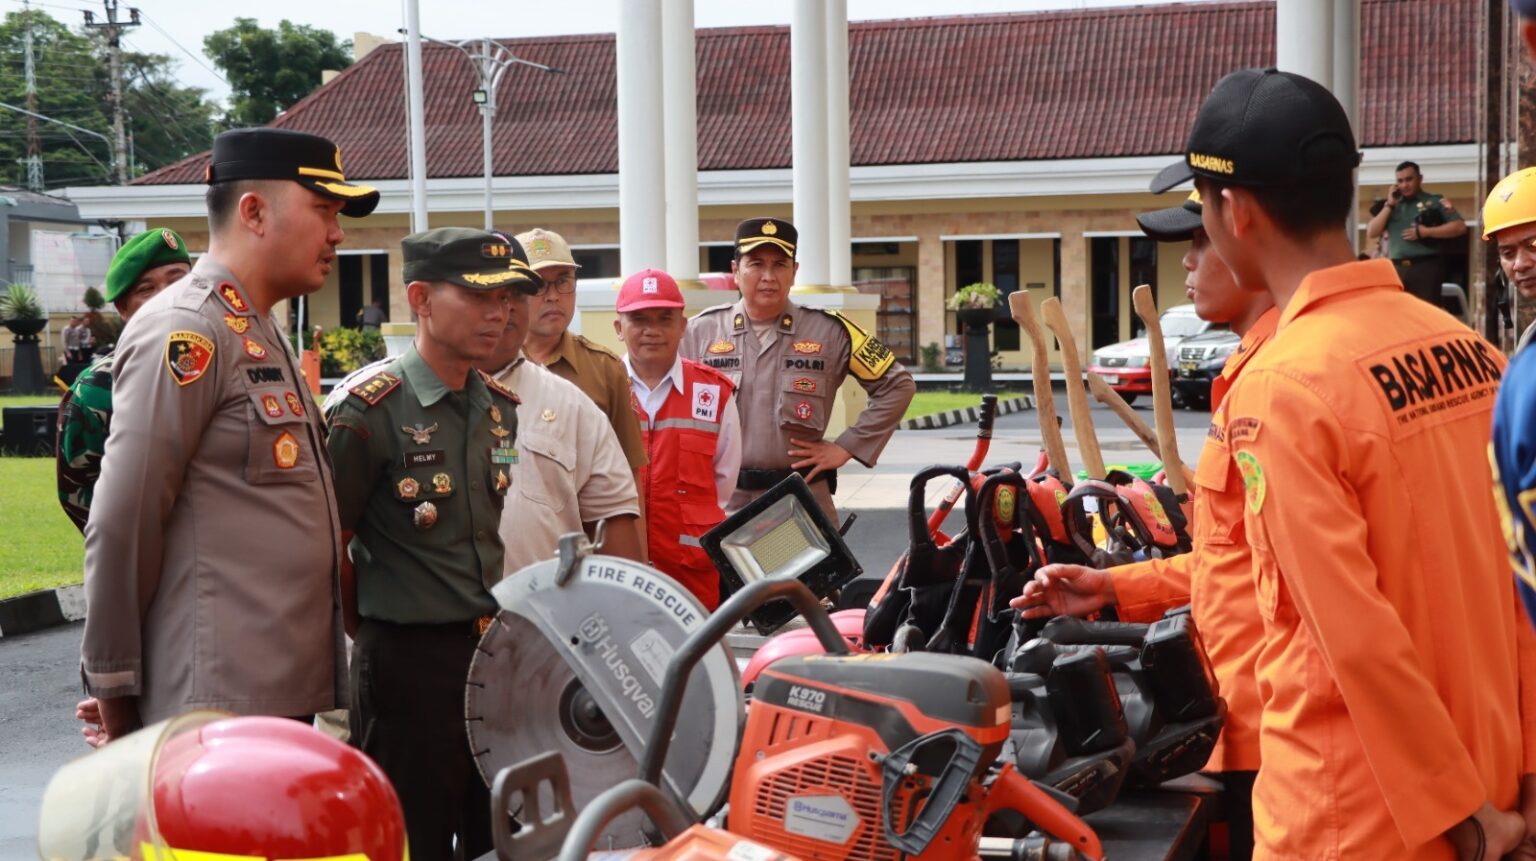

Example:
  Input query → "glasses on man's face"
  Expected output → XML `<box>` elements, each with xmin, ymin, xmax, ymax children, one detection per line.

<box><xmin>535</xmin><ymin>273</ymin><xmax>577</xmax><ymax>296</ymax></box>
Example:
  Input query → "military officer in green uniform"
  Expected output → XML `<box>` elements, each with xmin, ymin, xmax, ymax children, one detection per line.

<box><xmin>1366</xmin><ymin>160</ymin><xmax>1467</xmax><ymax>306</ymax></box>
<box><xmin>56</xmin><ymin>227</ymin><xmax>190</xmax><ymax>533</ymax></box>
<box><xmin>325</xmin><ymin>227</ymin><xmax>538</xmax><ymax>861</ymax></box>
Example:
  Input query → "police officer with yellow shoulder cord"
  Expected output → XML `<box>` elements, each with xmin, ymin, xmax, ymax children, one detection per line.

<box><xmin>80</xmin><ymin>129</ymin><xmax>374</xmax><ymax>743</ymax></box>
<box><xmin>681</xmin><ymin>217</ymin><xmax>915</xmax><ymax>520</ymax></box>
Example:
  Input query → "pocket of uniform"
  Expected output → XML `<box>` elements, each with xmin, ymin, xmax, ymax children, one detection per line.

<box><xmin>1191</xmin><ymin>446</ymin><xmax>1237</xmax><ymax>546</ymax></box>
<box><xmin>244</xmin><ymin>388</ymin><xmax>318</xmax><ymax>485</ymax></box>
<box><xmin>515</xmin><ymin>429</ymin><xmax>574</xmax><ymax>512</ymax></box>
<box><xmin>778</xmin><ymin>375</ymin><xmax>829</xmax><ymax>430</ymax></box>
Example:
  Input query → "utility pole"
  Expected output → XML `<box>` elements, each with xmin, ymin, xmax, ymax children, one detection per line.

<box><xmin>22</xmin><ymin>1</ymin><xmax>42</xmax><ymax>191</ymax></box>
<box><xmin>424</xmin><ymin>35</ymin><xmax>562</xmax><ymax>230</ymax></box>
<box><xmin>83</xmin><ymin>0</ymin><xmax>139</xmax><ymax>185</ymax></box>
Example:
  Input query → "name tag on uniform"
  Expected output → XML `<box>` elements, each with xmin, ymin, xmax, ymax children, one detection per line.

<box><xmin>404</xmin><ymin>450</ymin><xmax>445</xmax><ymax>468</ymax></box>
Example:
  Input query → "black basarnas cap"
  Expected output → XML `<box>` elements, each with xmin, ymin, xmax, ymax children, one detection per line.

<box><xmin>1137</xmin><ymin>190</ymin><xmax>1205</xmax><ymax>242</ymax></box>
<box><xmin>402</xmin><ymin>227</ymin><xmax>542</xmax><ymax>293</ymax></box>
<box><xmin>735</xmin><ymin>217</ymin><xmax>798</xmax><ymax>258</ymax></box>
<box><xmin>207</xmin><ymin>128</ymin><xmax>381</xmax><ymax>218</ymax></box>
<box><xmin>1151</xmin><ymin>68</ymin><xmax>1360</xmax><ymax>194</ymax></box>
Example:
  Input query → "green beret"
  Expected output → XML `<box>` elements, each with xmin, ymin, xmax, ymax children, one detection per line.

<box><xmin>104</xmin><ymin>228</ymin><xmax>191</xmax><ymax>302</ymax></box>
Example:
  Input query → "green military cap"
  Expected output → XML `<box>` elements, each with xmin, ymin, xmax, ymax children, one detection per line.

<box><xmin>735</xmin><ymin>217</ymin><xmax>797</xmax><ymax>259</ymax></box>
<box><xmin>104</xmin><ymin>228</ymin><xmax>191</xmax><ymax>302</ymax></box>
<box><xmin>401</xmin><ymin>227</ymin><xmax>542</xmax><ymax>293</ymax></box>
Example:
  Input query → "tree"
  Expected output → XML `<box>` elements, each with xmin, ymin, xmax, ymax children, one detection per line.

<box><xmin>203</xmin><ymin>18</ymin><xmax>351</xmax><ymax>127</ymax></box>
<box><xmin>0</xmin><ymin>9</ymin><xmax>217</xmax><ymax>188</ymax></box>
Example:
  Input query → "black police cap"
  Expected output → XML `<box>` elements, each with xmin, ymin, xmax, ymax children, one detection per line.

<box><xmin>402</xmin><ymin>227</ymin><xmax>542</xmax><ymax>294</ymax></box>
<box><xmin>207</xmin><ymin>128</ymin><xmax>380</xmax><ymax>218</ymax></box>
<box><xmin>1151</xmin><ymin>68</ymin><xmax>1360</xmax><ymax>194</ymax></box>
<box><xmin>735</xmin><ymin>217</ymin><xmax>797</xmax><ymax>259</ymax></box>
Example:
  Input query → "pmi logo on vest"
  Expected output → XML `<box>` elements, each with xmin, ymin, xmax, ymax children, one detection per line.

<box><xmin>1365</xmin><ymin>336</ymin><xmax>1502</xmax><ymax>428</ymax></box>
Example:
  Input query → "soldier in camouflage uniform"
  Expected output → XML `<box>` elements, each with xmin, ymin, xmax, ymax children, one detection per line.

<box><xmin>56</xmin><ymin>228</ymin><xmax>191</xmax><ymax>532</ymax></box>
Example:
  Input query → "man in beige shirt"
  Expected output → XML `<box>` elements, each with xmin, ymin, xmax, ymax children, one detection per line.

<box><xmin>476</xmin><ymin>264</ymin><xmax>643</xmax><ymax>574</ymax></box>
<box><xmin>681</xmin><ymin>218</ymin><xmax>915</xmax><ymax>521</ymax></box>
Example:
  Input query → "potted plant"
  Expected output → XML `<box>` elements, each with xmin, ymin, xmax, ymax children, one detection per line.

<box><xmin>947</xmin><ymin>282</ymin><xmax>1001</xmax><ymax>331</ymax></box>
<box><xmin>1</xmin><ymin>283</ymin><xmax>49</xmax><ymax>393</ymax></box>
<box><xmin>0</xmin><ymin>283</ymin><xmax>46</xmax><ymax>338</ymax></box>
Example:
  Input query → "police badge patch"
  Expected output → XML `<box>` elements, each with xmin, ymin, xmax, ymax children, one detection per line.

<box><xmin>165</xmin><ymin>331</ymin><xmax>215</xmax><ymax>386</ymax></box>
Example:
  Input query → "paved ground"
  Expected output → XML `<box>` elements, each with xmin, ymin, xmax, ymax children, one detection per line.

<box><xmin>0</xmin><ymin>393</ymin><xmax>1211</xmax><ymax>854</ymax></box>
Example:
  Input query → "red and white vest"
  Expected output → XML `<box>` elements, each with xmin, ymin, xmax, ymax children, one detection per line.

<box><xmin>634</xmin><ymin>360</ymin><xmax>735</xmax><ymax>610</ymax></box>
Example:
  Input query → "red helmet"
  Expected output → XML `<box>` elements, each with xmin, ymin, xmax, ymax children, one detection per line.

<box><xmin>742</xmin><ymin>609</ymin><xmax>871</xmax><ymax>689</ymax></box>
<box><xmin>39</xmin><ymin>713</ymin><xmax>407</xmax><ymax>861</ymax></box>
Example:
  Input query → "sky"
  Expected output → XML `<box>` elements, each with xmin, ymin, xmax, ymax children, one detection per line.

<box><xmin>1</xmin><ymin>0</ymin><xmax>1178</xmax><ymax>106</ymax></box>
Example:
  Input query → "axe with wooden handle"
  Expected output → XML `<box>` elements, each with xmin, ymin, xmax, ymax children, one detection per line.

<box><xmin>1088</xmin><ymin>372</ymin><xmax>1197</xmax><ymax>487</ymax></box>
<box><xmin>1008</xmin><ymin>291</ymin><xmax>1072</xmax><ymax>478</ymax></box>
<box><xmin>1132</xmin><ymin>285</ymin><xmax>1190</xmax><ymax>497</ymax></box>
<box><xmin>1041</xmin><ymin>297</ymin><xmax>1106</xmax><ymax>479</ymax></box>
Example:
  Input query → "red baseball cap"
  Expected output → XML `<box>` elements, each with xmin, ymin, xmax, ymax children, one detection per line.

<box><xmin>615</xmin><ymin>268</ymin><xmax>685</xmax><ymax>312</ymax></box>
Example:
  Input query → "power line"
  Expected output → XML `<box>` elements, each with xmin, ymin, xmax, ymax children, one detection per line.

<box><xmin>136</xmin><ymin>11</ymin><xmax>227</xmax><ymax>86</ymax></box>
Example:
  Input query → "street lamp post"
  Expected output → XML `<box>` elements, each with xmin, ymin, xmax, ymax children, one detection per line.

<box><xmin>425</xmin><ymin>36</ymin><xmax>562</xmax><ymax>230</ymax></box>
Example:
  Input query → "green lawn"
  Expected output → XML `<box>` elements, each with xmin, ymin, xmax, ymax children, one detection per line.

<box><xmin>904</xmin><ymin>391</ymin><xmax>1025</xmax><ymax>421</ymax></box>
<box><xmin>0</xmin><ymin>457</ymin><xmax>82</xmax><ymax>598</ymax></box>
<box><xmin>0</xmin><ymin>393</ymin><xmax>62</xmax><ymax>409</ymax></box>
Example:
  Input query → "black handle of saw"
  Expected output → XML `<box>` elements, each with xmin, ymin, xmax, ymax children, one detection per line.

<box><xmin>556</xmin><ymin>779</ymin><xmax>693</xmax><ymax>861</ymax></box>
<box><xmin>638</xmin><ymin>579</ymin><xmax>848</xmax><ymax>787</ymax></box>
<box><xmin>491</xmin><ymin>752</ymin><xmax>575</xmax><ymax>861</ymax></box>
<box><xmin>881</xmin><ymin>728</ymin><xmax>985</xmax><ymax>855</ymax></box>
<box><xmin>977</xmin><ymin>470</ymin><xmax>1046</xmax><ymax>589</ymax></box>
<box><xmin>911</xmin><ymin>465</ymin><xmax>978</xmax><ymax>546</ymax></box>
<box><xmin>978</xmin><ymin>393</ymin><xmax>999</xmax><ymax>439</ymax></box>
<box><xmin>1040</xmin><ymin>615</ymin><xmax>1150</xmax><ymax>647</ymax></box>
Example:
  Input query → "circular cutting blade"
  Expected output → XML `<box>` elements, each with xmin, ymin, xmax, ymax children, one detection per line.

<box><xmin>468</xmin><ymin>612</ymin><xmax>650</xmax><ymax>848</ymax></box>
<box><xmin>466</xmin><ymin>554</ymin><xmax>743</xmax><ymax>852</ymax></box>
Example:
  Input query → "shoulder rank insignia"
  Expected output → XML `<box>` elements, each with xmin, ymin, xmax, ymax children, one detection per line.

<box><xmin>829</xmin><ymin>310</ymin><xmax>896</xmax><ymax>382</ymax></box>
<box><xmin>216</xmin><ymin>282</ymin><xmax>251</xmax><ymax>315</ymax></box>
<box><xmin>479</xmin><ymin>370</ymin><xmax>522</xmax><ymax>404</ymax></box>
<box><xmin>779</xmin><ymin>313</ymin><xmax>794</xmax><ymax>332</ymax></box>
<box><xmin>733</xmin><ymin>313</ymin><xmax>745</xmax><ymax>332</ymax></box>
<box><xmin>349</xmin><ymin>371</ymin><xmax>402</xmax><ymax>406</ymax></box>
<box><xmin>165</xmin><ymin>331</ymin><xmax>215</xmax><ymax>386</ymax></box>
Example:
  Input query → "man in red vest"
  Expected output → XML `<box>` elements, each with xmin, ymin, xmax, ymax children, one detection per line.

<box><xmin>614</xmin><ymin>269</ymin><xmax>741</xmax><ymax>609</ymax></box>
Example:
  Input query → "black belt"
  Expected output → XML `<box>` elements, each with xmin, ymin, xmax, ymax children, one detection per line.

<box><xmin>737</xmin><ymin>467</ymin><xmax>836</xmax><ymax>494</ymax></box>
<box><xmin>1392</xmin><ymin>257</ymin><xmax>1435</xmax><ymax>268</ymax></box>
<box><xmin>363</xmin><ymin>616</ymin><xmax>494</xmax><ymax>639</ymax></box>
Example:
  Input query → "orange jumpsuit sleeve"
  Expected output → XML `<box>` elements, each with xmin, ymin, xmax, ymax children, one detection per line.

<box><xmin>1234</xmin><ymin>371</ymin><xmax>1484</xmax><ymax>848</ymax></box>
<box><xmin>1110</xmin><ymin>554</ymin><xmax>1191</xmax><ymax>623</ymax></box>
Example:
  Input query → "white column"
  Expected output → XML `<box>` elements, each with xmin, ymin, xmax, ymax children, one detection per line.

<box><xmin>661</xmin><ymin>0</ymin><xmax>699</xmax><ymax>281</ymax></box>
<box><xmin>403</xmin><ymin>0</ymin><xmax>429</xmax><ymax>233</ymax></box>
<box><xmin>1332</xmin><ymin>0</ymin><xmax>1360</xmax><ymax>250</ymax></box>
<box><xmin>791</xmin><ymin>0</ymin><xmax>830</xmax><ymax>288</ymax></box>
<box><xmin>825</xmin><ymin>0</ymin><xmax>851</xmax><ymax>289</ymax></box>
<box><xmin>1275</xmin><ymin>0</ymin><xmax>1332</xmax><ymax>87</ymax></box>
<box><xmin>617</xmin><ymin>0</ymin><xmax>667</xmax><ymax>274</ymax></box>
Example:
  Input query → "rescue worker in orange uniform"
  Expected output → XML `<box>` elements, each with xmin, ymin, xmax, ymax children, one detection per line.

<box><xmin>614</xmin><ymin>268</ymin><xmax>741</xmax><ymax>609</ymax></box>
<box><xmin>1014</xmin><ymin>185</ymin><xmax>1275</xmax><ymax>860</ymax></box>
<box><xmin>1168</xmin><ymin>67</ymin><xmax>1536</xmax><ymax>860</ymax></box>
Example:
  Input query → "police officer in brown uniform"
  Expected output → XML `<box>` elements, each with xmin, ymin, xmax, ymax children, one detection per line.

<box><xmin>80</xmin><ymin>128</ymin><xmax>377</xmax><ymax>740</ymax></box>
<box><xmin>681</xmin><ymin>217</ymin><xmax>915</xmax><ymax>520</ymax></box>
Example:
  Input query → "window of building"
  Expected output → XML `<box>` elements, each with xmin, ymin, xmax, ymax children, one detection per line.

<box><xmin>572</xmin><ymin>248</ymin><xmax>620</xmax><ymax>278</ymax></box>
<box><xmin>854</xmin><ymin>266</ymin><xmax>916</xmax><ymax>364</ymax></box>
<box><xmin>992</xmin><ymin>240</ymin><xmax>1020</xmax><ymax>351</ymax></box>
<box><xmin>1090</xmin><ymin>238</ymin><xmax>1120</xmax><ymax>349</ymax></box>
<box><xmin>1129</xmin><ymin>237</ymin><xmax>1158</xmax><ymax>308</ymax></box>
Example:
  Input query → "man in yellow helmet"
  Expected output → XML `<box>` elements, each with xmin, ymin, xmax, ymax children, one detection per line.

<box><xmin>1488</xmin><ymin>167</ymin><xmax>1536</xmax><ymax>637</ymax></box>
<box><xmin>1485</xmin><ymin>168</ymin><xmax>1536</xmax><ymax>352</ymax></box>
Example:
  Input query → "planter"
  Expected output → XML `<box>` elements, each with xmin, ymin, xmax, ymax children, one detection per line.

<box><xmin>2</xmin><ymin>317</ymin><xmax>46</xmax><ymax>338</ymax></box>
<box><xmin>956</xmin><ymin>307</ymin><xmax>994</xmax><ymax>333</ymax></box>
